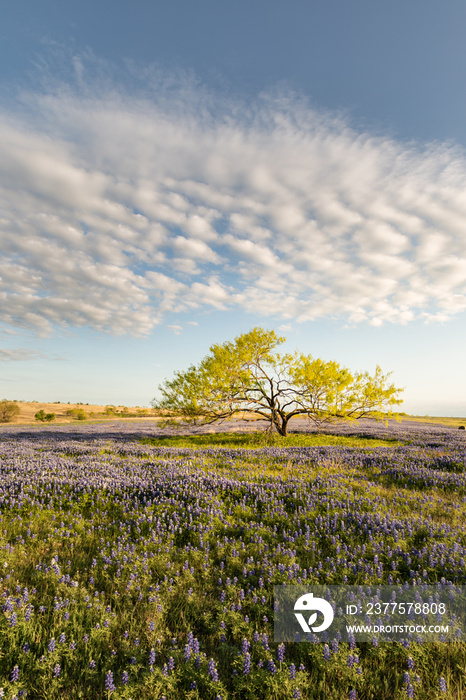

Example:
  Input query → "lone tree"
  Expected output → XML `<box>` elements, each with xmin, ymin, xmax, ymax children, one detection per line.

<box><xmin>152</xmin><ymin>327</ymin><xmax>403</xmax><ymax>437</ymax></box>
<box><xmin>0</xmin><ymin>399</ymin><xmax>20</xmax><ymax>423</ymax></box>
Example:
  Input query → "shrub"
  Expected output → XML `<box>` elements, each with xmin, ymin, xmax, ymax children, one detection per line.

<box><xmin>0</xmin><ymin>399</ymin><xmax>20</xmax><ymax>423</ymax></box>
<box><xmin>65</xmin><ymin>408</ymin><xmax>87</xmax><ymax>421</ymax></box>
<box><xmin>35</xmin><ymin>410</ymin><xmax>55</xmax><ymax>422</ymax></box>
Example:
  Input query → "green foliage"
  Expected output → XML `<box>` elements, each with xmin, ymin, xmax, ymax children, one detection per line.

<box><xmin>103</xmin><ymin>405</ymin><xmax>151</xmax><ymax>418</ymax></box>
<box><xmin>34</xmin><ymin>409</ymin><xmax>55</xmax><ymax>422</ymax></box>
<box><xmin>65</xmin><ymin>408</ymin><xmax>87</xmax><ymax>421</ymax></box>
<box><xmin>140</xmin><ymin>431</ymin><xmax>403</xmax><ymax>449</ymax></box>
<box><xmin>153</xmin><ymin>327</ymin><xmax>404</xmax><ymax>436</ymax></box>
<box><xmin>0</xmin><ymin>398</ymin><xmax>20</xmax><ymax>423</ymax></box>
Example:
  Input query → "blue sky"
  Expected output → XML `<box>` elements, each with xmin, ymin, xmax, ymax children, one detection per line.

<box><xmin>1</xmin><ymin>0</ymin><xmax>466</xmax><ymax>415</ymax></box>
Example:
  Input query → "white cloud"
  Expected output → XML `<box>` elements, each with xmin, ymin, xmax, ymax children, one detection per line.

<box><xmin>1</xmin><ymin>61</ymin><xmax>466</xmax><ymax>335</ymax></box>
<box><xmin>0</xmin><ymin>348</ymin><xmax>44</xmax><ymax>361</ymax></box>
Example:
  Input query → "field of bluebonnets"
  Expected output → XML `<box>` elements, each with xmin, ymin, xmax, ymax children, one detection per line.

<box><xmin>1</xmin><ymin>417</ymin><xmax>466</xmax><ymax>699</ymax></box>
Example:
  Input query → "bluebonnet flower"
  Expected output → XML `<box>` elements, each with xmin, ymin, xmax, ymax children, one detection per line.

<box><xmin>105</xmin><ymin>670</ymin><xmax>116</xmax><ymax>692</ymax></box>
<box><xmin>121</xmin><ymin>671</ymin><xmax>129</xmax><ymax>685</ymax></box>
<box><xmin>293</xmin><ymin>690</ymin><xmax>301</xmax><ymax>700</ymax></box>
<box><xmin>149</xmin><ymin>648</ymin><xmax>156</xmax><ymax>666</ymax></box>
<box><xmin>439</xmin><ymin>677</ymin><xmax>447</xmax><ymax>693</ymax></box>
<box><xmin>89</xmin><ymin>660</ymin><xmax>96</xmax><ymax>669</ymax></box>
<box><xmin>277</xmin><ymin>643</ymin><xmax>285</xmax><ymax>662</ymax></box>
<box><xmin>11</xmin><ymin>666</ymin><xmax>20</xmax><ymax>682</ymax></box>
<box><xmin>323</xmin><ymin>644</ymin><xmax>330</xmax><ymax>661</ymax></box>
<box><xmin>48</xmin><ymin>638</ymin><xmax>56</xmax><ymax>653</ymax></box>
<box><xmin>53</xmin><ymin>664</ymin><xmax>61</xmax><ymax>678</ymax></box>
<box><xmin>208</xmin><ymin>658</ymin><xmax>219</xmax><ymax>681</ymax></box>
<box><xmin>243</xmin><ymin>652</ymin><xmax>251</xmax><ymax>675</ymax></box>
<box><xmin>349</xmin><ymin>691</ymin><xmax>357</xmax><ymax>700</ymax></box>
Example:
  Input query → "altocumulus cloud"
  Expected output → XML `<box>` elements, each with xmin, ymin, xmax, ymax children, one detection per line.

<box><xmin>1</xmin><ymin>66</ymin><xmax>466</xmax><ymax>335</ymax></box>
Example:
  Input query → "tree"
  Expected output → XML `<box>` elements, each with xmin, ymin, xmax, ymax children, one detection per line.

<box><xmin>35</xmin><ymin>410</ymin><xmax>55</xmax><ymax>422</ymax></box>
<box><xmin>152</xmin><ymin>327</ymin><xmax>404</xmax><ymax>437</ymax></box>
<box><xmin>0</xmin><ymin>399</ymin><xmax>20</xmax><ymax>423</ymax></box>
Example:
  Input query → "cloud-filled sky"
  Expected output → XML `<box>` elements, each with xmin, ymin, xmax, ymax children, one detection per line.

<box><xmin>1</xmin><ymin>1</ymin><xmax>466</xmax><ymax>415</ymax></box>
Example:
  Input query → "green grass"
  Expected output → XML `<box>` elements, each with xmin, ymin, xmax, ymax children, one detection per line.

<box><xmin>139</xmin><ymin>431</ymin><xmax>403</xmax><ymax>449</ymax></box>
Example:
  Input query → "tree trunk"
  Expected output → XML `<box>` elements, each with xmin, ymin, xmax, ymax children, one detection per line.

<box><xmin>272</xmin><ymin>411</ymin><xmax>288</xmax><ymax>436</ymax></box>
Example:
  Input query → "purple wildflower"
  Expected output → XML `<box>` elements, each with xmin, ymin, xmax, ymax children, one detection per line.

<box><xmin>208</xmin><ymin>658</ymin><xmax>219</xmax><ymax>682</ymax></box>
<box><xmin>105</xmin><ymin>670</ymin><xmax>116</xmax><ymax>692</ymax></box>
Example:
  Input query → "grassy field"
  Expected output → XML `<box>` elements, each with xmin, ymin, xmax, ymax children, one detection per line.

<box><xmin>3</xmin><ymin>401</ymin><xmax>466</xmax><ymax>429</ymax></box>
<box><xmin>0</xmin><ymin>401</ymin><xmax>159</xmax><ymax>425</ymax></box>
<box><xmin>0</xmin><ymin>420</ymin><xmax>465</xmax><ymax>699</ymax></box>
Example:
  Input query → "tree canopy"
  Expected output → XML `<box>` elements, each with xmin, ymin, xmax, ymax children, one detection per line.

<box><xmin>152</xmin><ymin>327</ymin><xmax>404</xmax><ymax>436</ymax></box>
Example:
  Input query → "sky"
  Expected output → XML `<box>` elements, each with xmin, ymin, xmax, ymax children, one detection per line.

<box><xmin>1</xmin><ymin>0</ymin><xmax>466</xmax><ymax>416</ymax></box>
